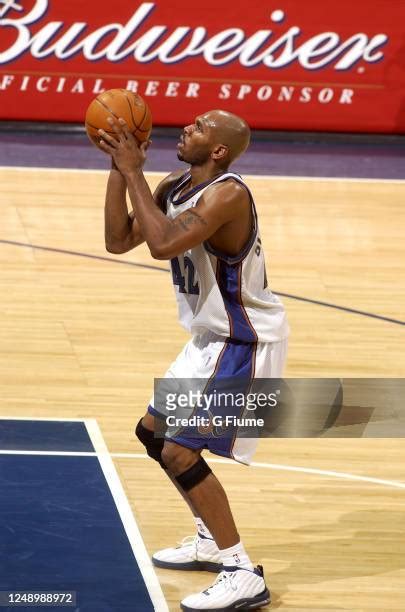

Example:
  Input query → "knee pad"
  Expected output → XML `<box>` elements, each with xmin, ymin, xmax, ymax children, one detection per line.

<box><xmin>175</xmin><ymin>457</ymin><xmax>212</xmax><ymax>492</ymax></box>
<box><xmin>135</xmin><ymin>419</ymin><xmax>166</xmax><ymax>468</ymax></box>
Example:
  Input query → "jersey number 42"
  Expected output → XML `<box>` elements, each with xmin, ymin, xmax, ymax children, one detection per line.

<box><xmin>171</xmin><ymin>256</ymin><xmax>200</xmax><ymax>295</ymax></box>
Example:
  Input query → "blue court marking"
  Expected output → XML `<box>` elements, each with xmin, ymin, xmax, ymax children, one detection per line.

<box><xmin>0</xmin><ymin>420</ymin><xmax>155</xmax><ymax>612</ymax></box>
<box><xmin>0</xmin><ymin>420</ymin><xmax>94</xmax><ymax>452</ymax></box>
<box><xmin>1</xmin><ymin>238</ymin><xmax>404</xmax><ymax>327</ymax></box>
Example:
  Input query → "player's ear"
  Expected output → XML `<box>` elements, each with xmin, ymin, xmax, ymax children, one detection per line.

<box><xmin>211</xmin><ymin>144</ymin><xmax>228</xmax><ymax>161</ymax></box>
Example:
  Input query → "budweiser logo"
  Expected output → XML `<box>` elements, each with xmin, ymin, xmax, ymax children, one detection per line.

<box><xmin>0</xmin><ymin>1</ymin><xmax>388</xmax><ymax>70</ymax></box>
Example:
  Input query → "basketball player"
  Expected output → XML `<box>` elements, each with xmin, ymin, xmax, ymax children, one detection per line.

<box><xmin>99</xmin><ymin>110</ymin><xmax>289</xmax><ymax>611</ymax></box>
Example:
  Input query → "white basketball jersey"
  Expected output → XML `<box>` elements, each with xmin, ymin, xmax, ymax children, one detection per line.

<box><xmin>165</xmin><ymin>171</ymin><xmax>289</xmax><ymax>343</ymax></box>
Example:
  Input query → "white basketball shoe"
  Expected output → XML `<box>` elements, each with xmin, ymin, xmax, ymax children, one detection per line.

<box><xmin>180</xmin><ymin>565</ymin><xmax>271</xmax><ymax>611</ymax></box>
<box><xmin>152</xmin><ymin>534</ymin><xmax>223</xmax><ymax>572</ymax></box>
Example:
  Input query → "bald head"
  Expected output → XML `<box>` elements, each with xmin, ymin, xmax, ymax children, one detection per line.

<box><xmin>202</xmin><ymin>110</ymin><xmax>251</xmax><ymax>165</ymax></box>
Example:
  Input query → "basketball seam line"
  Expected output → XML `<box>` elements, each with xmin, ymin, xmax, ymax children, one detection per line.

<box><xmin>124</xmin><ymin>91</ymin><xmax>150</xmax><ymax>133</ymax></box>
<box><xmin>95</xmin><ymin>97</ymin><xmax>120</xmax><ymax>121</ymax></box>
<box><xmin>124</xmin><ymin>91</ymin><xmax>141</xmax><ymax>130</ymax></box>
<box><xmin>85</xmin><ymin>121</ymin><xmax>116</xmax><ymax>135</ymax></box>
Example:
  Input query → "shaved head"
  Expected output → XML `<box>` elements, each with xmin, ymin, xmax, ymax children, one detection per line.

<box><xmin>203</xmin><ymin>110</ymin><xmax>251</xmax><ymax>165</ymax></box>
<box><xmin>177</xmin><ymin>109</ymin><xmax>251</xmax><ymax>169</ymax></box>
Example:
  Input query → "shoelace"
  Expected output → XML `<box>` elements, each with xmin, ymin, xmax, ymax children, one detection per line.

<box><xmin>175</xmin><ymin>535</ymin><xmax>200</xmax><ymax>559</ymax></box>
<box><xmin>203</xmin><ymin>571</ymin><xmax>238</xmax><ymax>595</ymax></box>
<box><xmin>177</xmin><ymin>535</ymin><xmax>196</xmax><ymax>548</ymax></box>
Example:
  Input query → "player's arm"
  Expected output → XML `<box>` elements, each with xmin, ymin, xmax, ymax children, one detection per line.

<box><xmin>104</xmin><ymin>159</ymin><xmax>140</xmax><ymax>254</ymax></box>
<box><xmin>104</xmin><ymin>159</ymin><xmax>181</xmax><ymax>254</ymax></box>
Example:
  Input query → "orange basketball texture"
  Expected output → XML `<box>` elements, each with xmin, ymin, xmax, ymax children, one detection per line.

<box><xmin>85</xmin><ymin>89</ymin><xmax>152</xmax><ymax>150</ymax></box>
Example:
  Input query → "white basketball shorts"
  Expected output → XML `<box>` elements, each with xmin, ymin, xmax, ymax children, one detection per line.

<box><xmin>148</xmin><ymin>330</ymin><xmax>288</xmax><ymax>465</ymax></box>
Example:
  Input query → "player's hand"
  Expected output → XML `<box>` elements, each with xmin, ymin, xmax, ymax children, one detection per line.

<box><xmin>98</xmin><ymin>118</ymin><xmax>151</xmax><ymax>175</ymax></box>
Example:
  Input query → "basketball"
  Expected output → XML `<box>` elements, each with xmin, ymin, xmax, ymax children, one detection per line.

<box><xmin>85</xmin><ymin>89</ymin><xmax>152</xmax><ymax>151</ymax></box>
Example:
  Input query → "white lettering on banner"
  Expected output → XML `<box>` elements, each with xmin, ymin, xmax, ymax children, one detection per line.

<box><xmin>185</xmin><ymin>83</ymin><xmax>200</xmax><ymax>97</ymax></box>
<box><xmin>237</xmin><ymin>85</ymin><xmax>252</xmax><ymax>100</ymax></box>
<box><xmin>258</xmin><ymin>86</ymin><xmax>272</xmax><ymax>101</ymax></box>
<box><xmin>56</xmin><ymin>77</ymin><xmax>65</xmax><ymax>93</ymax></box>
<box><xmin>0</xmin><ymin>1</ymin><xmax>389</xmax><ymax>71</ymax></box>
<box><xmin>0</xmin><ymin>73</ymin><xmax>355</xmax><ymax>104</ymax></box>
<box><xmin>278</xmin><ymin>86</ymin><xmax>294</xmax><ymax>101</ymax></box>
<box><xmin>166</xmin><ymin>81</ymin><xmax>180</xmax><ymax>97</ymax></box>
<box><xmin>340</xmin><ymin>89</ymin><xmax>354</xmax><ymax>103</ymax></box>
<box><xmin>0</xmin><ymin>1</ymin><xmax>23</xmax><ymax>19</ymax></box>
<box><xmin>219</xmin><ymin>82</ymin><xmax>354</xmax><ymax>104</ymax></box>
<box><xmin>71</xmin><ymin>78</ymin><xmax>85</xmax><ymax>93</ymax></box>
<box><xmin>125</xmin><ymin>79</ymin><xmax>199</xmax><ymax>98</ymax></box>
<box><xmin>0</xmin><ymin>73</ymin><xmax>14</xmax><ymax>88</ymax></box>
<box><xmin>93</xmin><ymin>78</ymin><xmax>105</xmax><ymax>94</ymax></box>
<box><xmin>299</xmin><ymin>87</ymin><xmax>312</xmax><ymax>103</ymax></box>
<box><xmin>36</xmin><ymin>75</ymin><xmax>50</xmax><ymax>91</ymax></box>
<box><xmin>144</xmin><ymin>80</ymin><xmax>159</xmax><ymax>96</ymax></box>
<box><xmin>20</xmin><ymin>73</ymin><xmax>28</xmax><ymax>90</ymax></box>
<box><xmin>125</xmin><ymin>80</ymin><xmax>138</xmax><ymax>93</ymax></box>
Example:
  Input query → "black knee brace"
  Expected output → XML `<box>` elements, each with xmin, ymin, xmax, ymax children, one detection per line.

<box><xmin>135</xmin><ymin>419</ymin><xmax>166</xmax><ymax>469</ymax></box>
<box><xmin>175</xmin><ymin>457</ymin><xmax>212</xmax><ymax>491</ymax></box>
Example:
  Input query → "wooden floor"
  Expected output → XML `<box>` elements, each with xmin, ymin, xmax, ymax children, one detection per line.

<box><xmin>1</xmin><ymin>166</ymin><xmax>404</xmax><ymax>611</ymax></box>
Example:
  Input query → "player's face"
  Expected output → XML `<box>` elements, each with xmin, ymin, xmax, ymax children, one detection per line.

<box><xmin>177</xmin><ymin>115</ymin><xmax>215</xmax><ymax>164</ymax></box>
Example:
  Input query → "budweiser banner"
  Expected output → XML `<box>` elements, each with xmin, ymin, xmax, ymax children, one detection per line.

<box><xmin>0</xmin><ymin>0</ymin><xmax>404</xmax><ymax>133</ymax></box>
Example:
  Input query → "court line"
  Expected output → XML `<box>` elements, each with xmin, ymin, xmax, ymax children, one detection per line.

<box><xmin>0</xmin><ymin>446</ymin><xmax>404</xmax><ymax>490</ymax></box>
<box><xmin>0</xmin><ymin>415</ymin><xmax>88</xmax><ymax>421</ymax></box>
<box><xmin>272</xmin><ymin>292</ymin><xmax>405</xmax><ymax>326</ymax></box>
<box><xmin>85</xmin><ymin>419</ymin><xmax>169</xmax><ymax>612</ymax></box>
<box><xmin>1</xmin><ymin>166</ymin><xmax>405</xmax><ymax>183</ymax></box>
<box><xmin>1</xmin><ymin>238</ymin><xmax>404</xmax><ymax>326</ymax></box>
<box><xmin>111</xmin><ymin>452</ymin><xmax>405</xmax><ymax>491</ymax></box>
<box><xmin>0</xmin><ymin>238</ymin><xmax>169</xmax><ymax>273</ymax></box>
<box><xmin>0</xmin><ymin>450</ymin><xmax>97</xmax><ymax>456</ymax></box>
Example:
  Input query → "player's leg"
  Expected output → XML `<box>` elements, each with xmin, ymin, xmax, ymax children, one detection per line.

<box><xmin>174</xmin><ymin>338</ymin><xmax>287</xmax><ymax>608</ymax></box>
<box><xmin>161</xmin><ymin>441</ymin><xmax>239</xmax><ymax>550</ymax></box>
<box><xmin>161</xmin><ymin>440</ymin><xmax>270</xmax><ymax>611</ymax></box>
<box><xmin>137</xmin><ymin>333</ymin><xmax>235</xmax><ymax>570</ymax></box>
<box><xmin>136</xmin><ymin>412</ymin><xmax>200</xmax><ymax>514</ymax></box>
<box><xmin>135</xmin><ymin>412</ymin><xmax>222</xmax><ymax>571</ymax></box>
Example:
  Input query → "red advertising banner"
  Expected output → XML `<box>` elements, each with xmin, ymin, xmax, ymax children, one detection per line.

<box><xmin>0</xmin><ymin>0</ymin><xmax>404</xmax><ymax>133</ymax></box>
